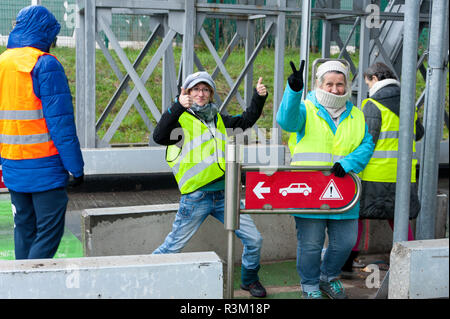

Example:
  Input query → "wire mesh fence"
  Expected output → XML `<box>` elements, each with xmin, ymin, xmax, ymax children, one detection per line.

<box><xmin>1</xmin><ymin>0</ymin><xmax>431</xmax><ymax>50</ymax></box>
<box><xmin>0</xmin><ymin>0</ymin><xmax>377</xmax><ymax>50</ymax></box>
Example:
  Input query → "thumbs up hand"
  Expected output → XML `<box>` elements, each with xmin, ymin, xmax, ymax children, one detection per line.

<box><xmin>256</xmin><ymin>77</ymin><xmax>267</xmax><ymax>97</ymax></box>
<box><xmin>179</xmin><ymin>87</ymin><xmax>193</xmax><ymax>109</ymax></box>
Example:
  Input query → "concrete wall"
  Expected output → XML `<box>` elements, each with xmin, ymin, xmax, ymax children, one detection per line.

<box><xmin>354</xmin><ymin>193</ymin><xmax>449</xmax><ymax>254</ymax></box>
<box><xmin>0</xmin><ymin>252</ymin><xmax>223</xmax><ymax>299</ymax></box>
<box><xmin>389</xmin><ymin>238</ymin><xmax>449</xmax><ymax>299</ymax></box>
<box><xmin>82</xmin><ymin>145</ymin><xmax>285</xmax><ymax>175</ymax></box>
<box><xmin>81</xmin><ymin>204</ymin><xmax>298</xmax><ymax>262</ymax></box>
<box><xmin>81</xmin><ymin>193</ymin><xmax>448</xmax><ymax>262</ymax></box>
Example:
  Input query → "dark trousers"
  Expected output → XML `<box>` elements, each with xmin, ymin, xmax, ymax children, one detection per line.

<box><xmin>10</xmin><ymin>187</ymin><xmax>68</xmax><ymax>259</ymax></box>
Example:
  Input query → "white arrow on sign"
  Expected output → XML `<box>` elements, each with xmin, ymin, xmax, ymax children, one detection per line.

<box><xmin>253</xmin><ymin>181</ymin><xmax>271</xmax><ymax>199</ymax></box>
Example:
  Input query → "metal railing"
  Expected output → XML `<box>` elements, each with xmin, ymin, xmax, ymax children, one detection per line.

<box><xmin>223</xmin><ymin>136</ymin><xmax>362</xmax><ymax>298</ymax></box>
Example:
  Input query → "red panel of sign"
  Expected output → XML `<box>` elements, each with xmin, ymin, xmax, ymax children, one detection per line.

<box><xmin>0</xmin><ymin>166</ymin><xmax>6</xmax><ymax>190</ymax></box>
<box><xmin>245</xmin><ymin>171</ymin><xmax>356</xmax><ymax>210</ymax></box>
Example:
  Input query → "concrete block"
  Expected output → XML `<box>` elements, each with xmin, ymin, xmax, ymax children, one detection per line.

<box><xmin>81</xmin><ymin>204</ymin><xmax>297</xmax><ymax>262</ymax></box>
<box><xmin>389</xmin><ymin>238</ymin><xmax>449</xmax><ymax>299</ymax></box>
<box><xmin>0</xmin><ymin>252</ymin><xmax>223</xmax><ymax>299</ymax></box>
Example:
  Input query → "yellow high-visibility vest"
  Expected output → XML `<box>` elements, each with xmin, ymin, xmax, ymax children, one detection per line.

<box><xmin>166</xmin><ymin>112</ymin><xmax>227</xmax><ymax>194</ymax></box>
<box><xmin>360</xmin><ymin>98</ymin><xmax>417</xmax><ymax>183</ymax></box>
<box><xmin>0</xmin><ymin>47</ymin><xmax>59</xmax><ymax>160</ymax></box>
<box><xmin>290</xmin><ymin>99</ymin><xmax>365</xmax><ymax>166</ymax></box>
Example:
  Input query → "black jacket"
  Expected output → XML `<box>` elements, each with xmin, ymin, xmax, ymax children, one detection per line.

<box><xmin>360</xmin><ymin>83</ymin><xmax>422</xmax><ymax>220</ymax></box>
<box><xmin>153</xmin><ymin>88</ymin><xmax>268</xmax><ymax>146</ymax></box>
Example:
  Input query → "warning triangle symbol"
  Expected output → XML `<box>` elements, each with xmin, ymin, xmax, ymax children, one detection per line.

<box><xmin>320</xmin><ymin>179</ymin><xmax>343</xmax><ymax>200</ymax></box>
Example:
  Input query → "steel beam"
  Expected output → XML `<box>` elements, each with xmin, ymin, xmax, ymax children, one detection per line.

<box><xmin>299</xmin><ymin>0</ymin><xmax>311</xmax><ymax>100</ymax></box>
<box><xmin>393</xmin><ymin>0</ymin><xmax>420</xmax><ymax>244</ymax></box>
<box><xmin>416</xmin><ymin>0</ymin><xmax>449</xmax><ymax>240</ymax></box>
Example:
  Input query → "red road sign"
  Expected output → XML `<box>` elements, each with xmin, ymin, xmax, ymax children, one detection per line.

<box><xmin>245</xmin><ymin>171</ymin><xmax>357</xmax><ymax>210</ymax></box>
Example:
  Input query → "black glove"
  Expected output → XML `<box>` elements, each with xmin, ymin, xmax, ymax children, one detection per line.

<box><xmin>288</xmin><ymin>60</ymin><xmax>305</xmax><ymax>92</ymax></box>
<box><xmin>331</xmin><ymin>163</ymin><xmax>346</xmax><ymax>177</ymax></box>
<box><xmin>68</xmin><ymin>174</ymin><xmax>84</xmax><ymax>188</ymax></box>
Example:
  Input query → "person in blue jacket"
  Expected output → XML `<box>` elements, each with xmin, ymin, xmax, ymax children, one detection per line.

<box><xmin>0</xmin><ymin>5</ymin><xmax>84</xmax><ymax>259</ymax></box>
<box><xmin>276</xmin><ymin>60</ymin><xmax>374</xmax><ymax>299</ymax></box>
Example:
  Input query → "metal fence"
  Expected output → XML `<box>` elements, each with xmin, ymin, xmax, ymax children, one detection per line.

<box><xmin>0</xmin><ymin>0</ymin><xmax>154</xmax><ymax>47</ymax></box>
<box><xmin>0</xmin><ymin>0</ymin><xmax>409</xmax><ymax>50</ymax></box>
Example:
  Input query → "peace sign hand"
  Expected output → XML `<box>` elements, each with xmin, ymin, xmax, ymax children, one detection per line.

<box><xmin>288</xmin><ymin>60</ymin><xmax>305</xmax><ymax>92</ymax></box>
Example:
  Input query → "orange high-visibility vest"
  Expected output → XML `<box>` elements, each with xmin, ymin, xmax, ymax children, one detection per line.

<box><xmin>0</xmin><ymin>47</ymin><xmax>59</xmax><ymax>160</ymax></box>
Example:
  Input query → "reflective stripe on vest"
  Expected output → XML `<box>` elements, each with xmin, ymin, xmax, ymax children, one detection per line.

<box><xmin>290</xmin><ymin>99</ymin><xmax>366</xmax><ymax>167</ymax></box>
<box><xmin>0</xmin><ymin>47</ymin><xmax>59</xmax><ymax>160</ymax></box>
<box><xmin>170</xmin><ymin>129</ymin><xmax>227</xmax><ymax>176</ymax></box>
<box><xmin>0</xmin><ymin>109</ymin><xmax>44</xmax><ymax>120</ymax></box>
<box><xmin>166</xmin><ymin>112</ymin><xmax>227</xmax><ymax>194</ymax></box>
<box><xmin>360</xmin><ymin>98</ymin><xmax>417</xmax><ymax>183</ymax></box>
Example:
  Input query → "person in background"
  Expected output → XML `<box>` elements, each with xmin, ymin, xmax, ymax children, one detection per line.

<box><xmin>342</xmin><ymin>62</ymin><xmax>424</xmax><ymax>272</ymax></box>
<box><xmin>277</xmin><ymin>59</ymin><xmax>374</xmax><ymax>299</ymax></box>
<box><xmin>152</xmin><ymin>71</ymin><xmax>268</xmax><ymax>298</ymax></box>
<box><xmin>0</xmin><ymin>5</ymin><xmax>84</xmax><ymax>259</ymax></box>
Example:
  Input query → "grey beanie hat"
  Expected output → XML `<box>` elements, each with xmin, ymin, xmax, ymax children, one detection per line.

<box><xmin>182</xmin><ymin>71</ymin><xmax>216</xmax><ymax>92</ymax></box>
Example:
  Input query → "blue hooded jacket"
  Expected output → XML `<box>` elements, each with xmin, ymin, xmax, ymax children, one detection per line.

<box><xmin>1</xmin><ymin>5</ymin><xmax>84</xmax><ymax>193</ymax></box>
<box><xmin>276</xmin><ymin>83</ymin><xmax>375</xmax><ymax>220</ymax></box>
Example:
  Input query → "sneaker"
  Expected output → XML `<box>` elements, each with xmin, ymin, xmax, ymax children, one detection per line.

<box><xmin>240</xmin><ymin>281</ymin><xmax>267</xmax><ymax>298</ymax></box>
<box><xmin>319</xmin><ymin>279</ymin><xmax>348</xmax><ymax>299</ymax></box>
<box><xmin>302</xmin><ymin>290</ymin><xmax>324</xmax><ymax>299</ymax></box>
<box><xmin>352</xmin><ymin>259</ymin><xmax>365</xmax><ymax>268</ymax></box>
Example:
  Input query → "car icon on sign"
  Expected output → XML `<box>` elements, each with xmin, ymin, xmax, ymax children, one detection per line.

<box><xmin>279</xmin><ymin>183</ymin><xmax>312</xmax><ymax>196</ymax></box>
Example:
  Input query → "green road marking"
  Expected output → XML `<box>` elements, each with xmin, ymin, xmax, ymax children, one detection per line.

<box><xmin>234</xmin><ymin>260</ymin><xmax>299</xmax><ymax>290</ymax></box>
<box><xmin>233</xmin><ymin>260</ymin><xmax>302</xmax><ymax>299</ymax></box>
<box><xmin>0</xmin><ymin>199</ymin><xmax>83</xmax><ymax>260</ymax></box>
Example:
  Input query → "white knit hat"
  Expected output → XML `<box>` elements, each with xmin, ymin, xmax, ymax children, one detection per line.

<box><xmin>316</xmin><ymin>61</ymin><xmax>349</xmax><ymax>81</ymax></box>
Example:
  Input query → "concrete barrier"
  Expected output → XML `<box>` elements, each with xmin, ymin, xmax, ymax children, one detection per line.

<box><xmin>389</xmin><ymin>238</ymin><xmax>449</xmax><ymax>299</ymax></box>
<box><xmin>0</xmin><ymin>252</ymin><xmax>223</xmax><ymax>299</ymax></box>
<box><xmin>80</xmin><ymin>195</ymin><xmax>448</xmax><ymax>261</ymax></box>
<box><xmin>81</xmin><ymin>204</ymin><xmax>298</xmax><ymax>262</ymax></box>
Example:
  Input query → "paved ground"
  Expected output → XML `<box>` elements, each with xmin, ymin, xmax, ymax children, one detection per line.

<box><xmin>233</xmin><ymin>254</ymin><xmax>389</xmax><ymax>299</ymax></box>
<box><xmin>1</xmin><ymin>172</ymin><xmax>447</xmax><ymax>299</ymax></box>
<box><xmin>63</xmin><ymin>173</ymin><xmax>406</xmax><ymax>299</ymax></box>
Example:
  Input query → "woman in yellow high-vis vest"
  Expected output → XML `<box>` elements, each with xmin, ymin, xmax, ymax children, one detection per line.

<box><xmin>342</xmin><ymin>62</ymin><xmax>424</xmax><ymax>272</ymax></box>
<box><xmin>152</xmin><ymin>71</ymin><xmax>268</xmax><ymax>298</ymax></box>
<box><xmin>277</xmin><ymin>60</ymin><xmax>375</xmax><ymax>299</ymax></box>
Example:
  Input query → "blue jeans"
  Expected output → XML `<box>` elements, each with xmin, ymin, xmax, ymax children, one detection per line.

<box><xmin>10</xmin><ymin>187</ymin><xmax>68</xmax><ymax>259</ymax></box>
<box><xmin>153</xmin><ymin>190</ymin><xmax>263</xmax><ymax>285</ymax></box>
<box><xmin>294</xmin><ymin>217</ymin><xmax>358</xmax><ymax>293</ymax></box>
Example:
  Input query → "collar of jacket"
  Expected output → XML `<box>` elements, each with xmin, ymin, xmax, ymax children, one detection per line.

<box><xmin>370</xmin><ymin>81</ymin><xmax>401</xmax><ymax>117</ymax></box>
<box><xmin>369</xmin><ymin>79</ymin><xmax>400</xmax><ymax>97</ymax></box>
<box><xmin>307</xmin><ymin>90</ymin><xmax>354</xmax><ymax>133</ymax></box>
